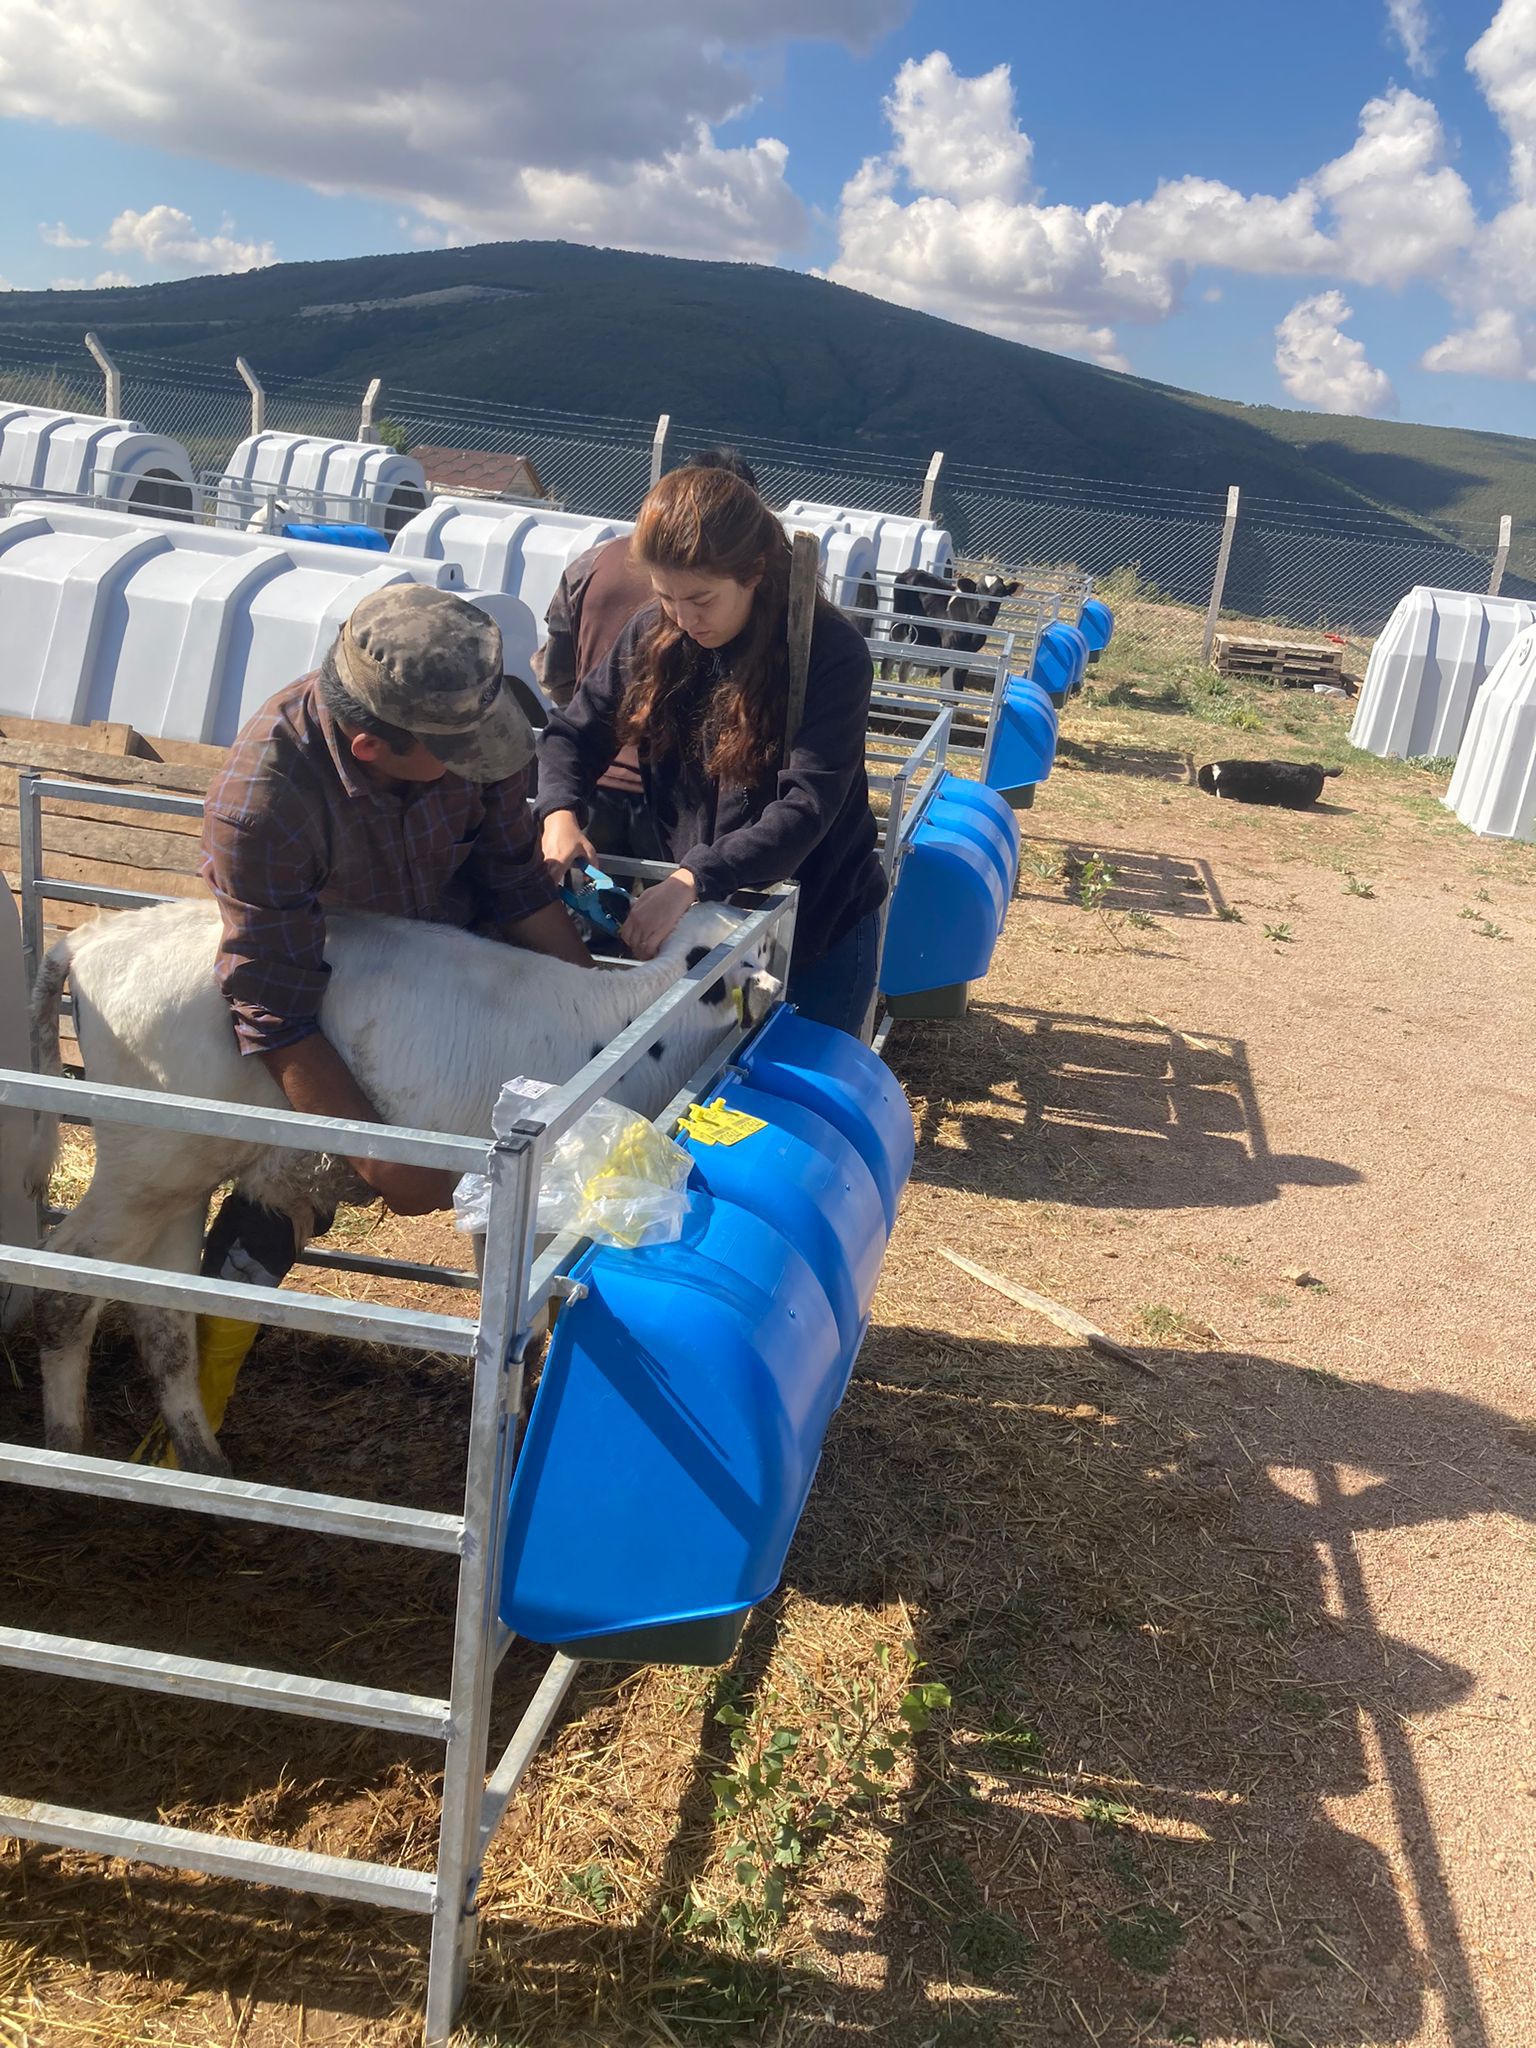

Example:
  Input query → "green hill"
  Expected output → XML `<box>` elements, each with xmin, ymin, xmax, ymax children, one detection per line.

<box><xmin>1</xmin><ymin>239</ymin><xmax>1532</xmax><ymax>574</ymax></box>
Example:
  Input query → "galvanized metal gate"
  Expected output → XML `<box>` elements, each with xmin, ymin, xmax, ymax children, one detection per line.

<box><xmin>0</xmin><ymin>770</ymin><xmax>797</xmax><ymax>2042</ymax></box>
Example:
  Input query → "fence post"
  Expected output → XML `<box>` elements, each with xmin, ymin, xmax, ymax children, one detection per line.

<box><xmin>1489</xmin><ymin>514</ymin><xmax>1512</xmax><ymax>597</ymax></box>
<box><xmin>920</xmin><ymin>450</ymin><xmax>944</xmax><ymax>521</ymax></box>
<box><xmin>235</xmin><ymin>357</ymin><xmax>266</xmax><ymax>437</ymax></box>
<box><xmin>1199</xmin><ymin>485</ymin><xmax>1241</xmax><ymax>665</ymax></box>
<box><xmin>358</xmin><ymin>377</ymin><xmax>384</xmax><ymax>443</ymax></box>
<box><xmin>83</xmin><ymin>332</ymin><xmax>121</xmax><ymax>419</ymax></box>
<box><xmin>649</xmin><ymin>413</ymin><xmax>670</xmax><ymax>491</ymax></box>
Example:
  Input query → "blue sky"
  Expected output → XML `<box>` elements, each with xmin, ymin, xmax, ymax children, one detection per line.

<box><xmin>2</xmin><ymin>1</ymin><xmax>1535</xmax><ymax>435</ymax></box>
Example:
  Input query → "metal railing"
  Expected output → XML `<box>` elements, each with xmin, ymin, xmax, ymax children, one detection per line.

<box><xmin>0</xmin><ymin>769</ymin><xmax>799</xmax><ymax>2045</ymax></box>
<box><xmin>1</xmin><ymin>328</ymin><xmax>1524</xmax><ymax>640</ymax></box>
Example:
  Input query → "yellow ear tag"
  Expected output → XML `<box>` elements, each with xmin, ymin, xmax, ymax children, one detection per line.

<box><xmin>730</xmin><ymin>985</ymin><xmax>746</xmax><ymax>1022</ymax></box>
<box><xmin>678</xmin><ymin>1097</ymin><xmax>768</xmax><ymax>1147</ymax></box>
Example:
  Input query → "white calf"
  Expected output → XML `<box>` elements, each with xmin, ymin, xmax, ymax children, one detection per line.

<box><xmin>27</xmin><ymin>899</ymin><xmax>777</xmax><ymax>1474</ymax></box>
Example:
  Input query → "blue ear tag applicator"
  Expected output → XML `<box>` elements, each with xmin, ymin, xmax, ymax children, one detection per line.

<box><xmin>560</xmin><ymin>861</ymin><xmax>634</xmax><ymax>940</ymax></box>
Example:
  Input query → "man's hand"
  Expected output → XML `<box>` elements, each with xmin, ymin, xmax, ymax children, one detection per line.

<box><xmin>259</xmin><ymin>1033</ymin><xmax>456</xmax><ymax>1216</ymax></box>
<box><xmin>544</xmin><ymin>806</ymin><xmax>598</xmax><ymax>888</ymax></box>
<box><xmin>621</xmin><ymin>869</ymin><xmax>698</xmax><ymax>960</ymax></box>
<box><xmin>541</xmin><ymin>808</ymin><xmax>596</xmax><ymax>884</ymax></box>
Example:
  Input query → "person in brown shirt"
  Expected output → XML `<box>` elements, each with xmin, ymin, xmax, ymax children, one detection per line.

<box><xmin>198</xmin><ymin>585</ymin><xmax>592</xmax><ymax>1307</ymax></box>
<box><xmin>539</xmin><ymin>448</ymin><xmax>758</xmax><ymax>863</ymax></box>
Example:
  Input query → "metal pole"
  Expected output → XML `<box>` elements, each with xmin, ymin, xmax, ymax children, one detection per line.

<box><xmin>359</xmin><ymin>376</ymin><xmax>384</xmax><ymax>442</ymax></box>
<box><xmin>1199</xmin><ymin>485</ymin><xmax>1241</xmax><ymax>666</ymax></box>
<box><xmin>235</xmin><ymin>357</ymin><xmax>266</xmax><ymax>437</ymax></box>
<box><xmin>424</xmin><ymin>1120</ymin><xmax>545</xmax><ymax>2045</ymax></box>
<box><xmin>649</xmin><ymin>412</ymin><xmax>671</xmax><ymax>491</ymax></box>
<box><xmin>83</xmin><ymin>332</ymin><xmax>121</xmax><ymax>419</ymax></box>
<box><xmin>920</xmin><ymin>450</ymin><xmax>944</xmax><ymax>521</ymax></box>
<box><xmin>1489</xmin><ymin>515</ymin><xmax>1512</xmax><ymax>598</ymax></box>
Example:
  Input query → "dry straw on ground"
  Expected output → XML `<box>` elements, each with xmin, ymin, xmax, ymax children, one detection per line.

<box><xmin>4</xmin><ymin>602</ymin><xmax>1535</xmax><ymax>2047</ymax></box>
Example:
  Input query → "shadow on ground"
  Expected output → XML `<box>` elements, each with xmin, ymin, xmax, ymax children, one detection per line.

<box><xmin>3</xmin><ymin>1309</ymin><xmax>1526</xmax><ymax>2047</ymax></box>
<box><xmin>896</xmin><ymin>1001</ymin><xmax>1359</xmax><ymax>1210</ymax></box>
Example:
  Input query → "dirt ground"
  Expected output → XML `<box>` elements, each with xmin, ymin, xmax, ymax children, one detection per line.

<box><xmin>3</xmin><ymin>620</ymin><xmax>1535</xmax><ymax>2048</ymax></box>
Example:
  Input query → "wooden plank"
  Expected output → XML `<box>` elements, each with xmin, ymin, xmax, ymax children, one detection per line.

<box><xmin>0</xmin><ymin>809</ymin><xmax>204</xmax><ymax>876</ymax></box>
<box><xmin>783</xmin><ymin>531</ymin><xmax>820</xmax><ymax>768</ymax></box>
<box><xmin>941</xmin><ymin>1249</ymin><xmax>1159</xmax><ymax>1378</ymax></box>
<box><xmin>0</xmin><ymin>740</ymin><xmax>216</xmax><ymax>794</ymax></box>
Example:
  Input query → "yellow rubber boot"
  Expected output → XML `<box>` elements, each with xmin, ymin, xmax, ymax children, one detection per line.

<box><xmin>157</xmin><ymin>1314</ymin><xmax>260</xmax><ymax>1469</ymax></box>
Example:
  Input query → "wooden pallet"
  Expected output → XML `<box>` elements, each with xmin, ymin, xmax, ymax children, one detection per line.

<box><xmin>1212</xmin><ymin>635</ymin><xmax>1343</xmax><ymax>683</ymax></box>
<box><xmin>0</xmin><ymin>716</ymin><xmax>224</xmax><ymax>1061</ymax></box>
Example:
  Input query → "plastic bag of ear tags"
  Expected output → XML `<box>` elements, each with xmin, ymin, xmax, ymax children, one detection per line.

<box><xmin>453</xmin><ymin>1076</ymin><xmax>692</xmax><ymax>1250</ymax></box>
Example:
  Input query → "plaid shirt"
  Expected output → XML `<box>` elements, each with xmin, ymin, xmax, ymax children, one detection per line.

<box><xmin>200</xmin><ymin>673</ymin><xmax>558</xmax><ymax>1055</ymax></box>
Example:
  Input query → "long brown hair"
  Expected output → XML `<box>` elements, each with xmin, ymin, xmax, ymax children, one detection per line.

<box><xmin>619</xmin><ymin>467</ymin><xmax>802</xmax><ymax>788</ymax></box>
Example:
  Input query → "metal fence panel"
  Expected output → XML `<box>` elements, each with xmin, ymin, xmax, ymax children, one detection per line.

<box><xmin>0</xmin><ymin>330</ymin><xmax>1522</xmax><ymax>642</ymax></box>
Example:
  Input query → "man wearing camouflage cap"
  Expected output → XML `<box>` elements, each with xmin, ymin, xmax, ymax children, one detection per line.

<box><xmin>200</xmin><ymin>584</ymin><xmax>591</xmax><ymax>1239</ymax></box>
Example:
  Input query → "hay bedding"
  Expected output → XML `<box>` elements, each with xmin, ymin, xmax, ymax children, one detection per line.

<box><xmin>4</xmin><ymin>669</ymin><xmax>1533</xmax><ymax>2045</ymax></box>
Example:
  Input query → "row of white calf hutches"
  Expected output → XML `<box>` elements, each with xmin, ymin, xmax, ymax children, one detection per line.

<box><xmin>780</xmin><ymin>499</ymin><xmax>954</xmax><ymax>582</ymax></box>
<box><xmin>394</xmin><ymin>498</ymin><xmax>633</xmax><ymax>638</ymax></box>
<box><xmin>213</xmin><ymin>431</ymin><xmax>429</xmax><ymax>536</ymax></box>
<box><xmin>1350</xmin><ymin>586</ymin><xmax>1536</xmax><ymax>762</ymax></box>
<box><xmin>1446</xmin><ymin>623</ymin><xmax>1536</xmax><ymax>841</ymax></box>
<box><xmin>0</xmin><ymin>502</ymin><xmax>533</xmax><ymax>747</ymax></box>
<box><xmin>0</xmin><ymin>404</ymin><xmax>197</xmax><ymax>519</ymax></box>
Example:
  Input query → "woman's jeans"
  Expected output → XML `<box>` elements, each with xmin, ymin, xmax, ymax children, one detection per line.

<box><xmin>786</xmin><ymin>909</ymin><xmax>882</xmax><ymax>1040</ymax></box>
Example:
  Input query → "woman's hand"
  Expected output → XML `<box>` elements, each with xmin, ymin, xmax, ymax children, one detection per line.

<box><xmin>541</xmin><ymin>808</ymin><xmax>596</xmax><ymax>884</ymax></box>
<box><xmin>621</xmin><ymin>870</ymin><xmax>698</xmax><ymax>959</ymax></box>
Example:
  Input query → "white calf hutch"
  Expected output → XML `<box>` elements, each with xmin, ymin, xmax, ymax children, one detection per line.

<box><xmin>0</xmin><ymin>503</ymin><xmax>497</xmax><ymax>746</ymax></box>
<box><xmin>393</xmin><ymin>498</ymin><xmax>632</xmax><ymax>640</ymax></box>
<box><xmin>1445</xmin><ymin>622</ymin><xmax>1536</xmax><ymax>842</ymax></box>
<box><xmin>1350</xmin><ymin>585</ymin><xmax>1536</xmax><ymax>763</ymax></box>
<box><xmin>213</xmin><ymin>432</ymin><xmax>429</xmax><ymax>537</ymax></box>
<box><xmin>0</xmin><ymin>403</ymin><xmax>197</xmax><ymax>519</ymax></box>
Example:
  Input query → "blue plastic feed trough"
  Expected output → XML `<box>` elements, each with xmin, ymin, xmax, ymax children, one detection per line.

<box><xmin>879</xmin><ymin>771</ymin><xmax>1017</xmax><ymax>1019</ymax></box>
<box><xmin>1030</xmin><ymin>620</ymin><xmax>1089</xmax><ymax>705</ymax></box>
<box><xmin>280</xmin><ymin>520</ymin><xmax>390</xmax><ymax>552</ymax></box>
<box><xmin>738</xmin><ymin>1006</ymin><xmax>916</xmax><ymax>1232</ymax></box>
<box><xmin>499</xmin><ymin>1015</ymin><xmax>913</xmax><ymax>1664</ymax></box>
<box><xmin>1079</xmin><ymin>597</ymin><xmax>1115</xmax><ymax>664</ymax></box>
<box><xmin>984</xmin><ymin>673</ymin><xmax>1058</xmax><ymax>808</ymax></box>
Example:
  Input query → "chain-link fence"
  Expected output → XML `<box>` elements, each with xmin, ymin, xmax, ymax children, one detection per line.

<box><xmin>0</xmin><ymin>326</ymin><xmax>1522</xmax><ymax>657</ymax></box>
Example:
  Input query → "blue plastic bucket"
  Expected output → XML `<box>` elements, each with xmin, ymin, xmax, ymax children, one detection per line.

<box><xmin>1078</xmin><ymin>597</ymin><xmax>1114</xmax><ymax>655</ymax></box>
<box><xmin>925</xmin><ymin>777</ymin><xmax>1020</xmax><ymax>923</ymax></box>
<box><xmin>985</xmin><ymin>675</ymin><xmax>1058</xmax><ymax>798</ymax></box>
<box><xmin>500</xmin><ymin>1188</ymin><xmax>844</xmax><ymax>1657</ymax></box>
<box><xmin>1030</xmin><ymin>620</ymin><xmax>1089</xmax><ymax>702</ymax></box>
<box><xmin>737</xmin><ymin>1010</ymin><xmax>914</xmax><ymax>1233</ymax></box>
<box><xmin>680</xmin><ymin>1078</ymin><xmax>886</xmax><ymax>1357</ymax></box>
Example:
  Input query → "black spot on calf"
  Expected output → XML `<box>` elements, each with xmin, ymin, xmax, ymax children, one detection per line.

<box><xmin>684</xmin><ymin>944</ymin><xmax>729</xmax><ymax>1005</ymax></box>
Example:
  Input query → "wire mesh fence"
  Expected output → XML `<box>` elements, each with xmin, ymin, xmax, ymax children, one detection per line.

<box><xmin>0</xmin><ymin>326</ymin><xmax>1522</xmax><ymax>657</ymax></box>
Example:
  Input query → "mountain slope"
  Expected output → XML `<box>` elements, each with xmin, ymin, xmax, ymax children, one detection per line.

<box><xmin>0</xmin><ymin>239</ymin><xmax>1529</xmax><ymax>541</ymax></box>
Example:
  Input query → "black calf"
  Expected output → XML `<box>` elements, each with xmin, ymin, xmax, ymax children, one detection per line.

<box><xmin>1196</xmin><ymin>760</ymin><xmax>1342</xmax><ymax>808</ymax></box>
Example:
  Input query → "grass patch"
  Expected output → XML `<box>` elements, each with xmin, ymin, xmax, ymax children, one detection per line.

<box><xmin>1104</xmin><ymin>1903</ymin><xmax>1187</xmax><ymax>1974</ymax></box>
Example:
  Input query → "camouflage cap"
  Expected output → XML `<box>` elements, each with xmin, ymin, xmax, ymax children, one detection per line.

<box><xmin>333</xmin><ymin>584</ymin><xmax>535</xmax><ymax>780</ymax></box>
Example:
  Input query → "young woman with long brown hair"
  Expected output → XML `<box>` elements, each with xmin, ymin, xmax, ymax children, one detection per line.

<box><xmin>537</xmin><ymin>467</ymin><xmax>887</xmax><ymax>1036</ymax></box>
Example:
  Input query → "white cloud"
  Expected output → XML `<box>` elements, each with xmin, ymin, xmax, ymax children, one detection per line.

<box><xmin>49</xmin><ymin>270</ymin><xmax>136</xmax><ymax>290</ymax></box>
<box><xmin>0</xmin><ymin>0</ymin><xmax>903</xmax><ymax>264</ymax></box>
<box><xmin>884</xmin><ymin>51</ymin><xmax>1034</xmax><ymax>203</ymax></box>
<box><xmin>1421</xmin><ymin>4</ymin><xmax>1536</xmax><ymax>375</ymax></box>
<box><xmin>38</xmin><ymin>220</ymin><xmax>88</xmax><ymax>248</ymax></box>
<box><xmin>1275</xmin><ymin>291</ymin><xmax>1396</xmax><ymax>414</ymax></box>
<box><xmin>102</xmin><ymin>204</ymin><xmax>274</xmax><ymax>274</ymax></box>
<box><xmin>1422</xmin><ymin>305</ymin><xmax>1536</xmax><ymax>378</ymax></box>
<box><xmin>1388</xmin><ymin>0</ymin><xmax>1433</xmax><ymax>76</ymax></box>
<box><xmin>828</xmin><ymin>60</ymin><xmax>1475</xmax><ymax>367</ymax></box>
<box><xmin>1469</xmin><ymin>0</ymin><xmax>1536</xmax><ymax>199</ymax></box>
